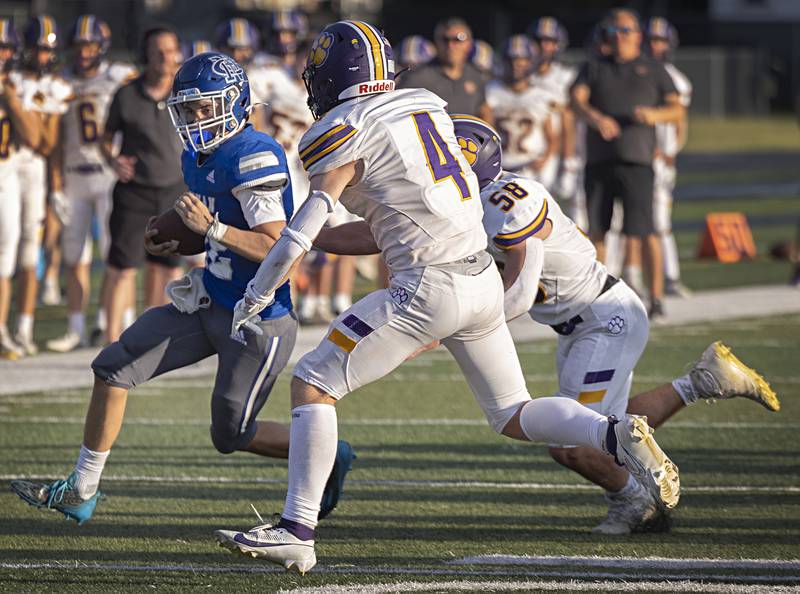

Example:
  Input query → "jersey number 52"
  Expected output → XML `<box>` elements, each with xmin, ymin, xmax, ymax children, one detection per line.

<box><xmin>412</xmin><ymin>111</ymin><xmax>471</xmax><ymax>202</ymax></box>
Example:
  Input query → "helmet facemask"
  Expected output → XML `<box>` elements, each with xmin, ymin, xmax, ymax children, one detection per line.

<box><xmin>168</xmin><ymin>86</ymin><xmax>245</xmax><ymax>153</ymax></box>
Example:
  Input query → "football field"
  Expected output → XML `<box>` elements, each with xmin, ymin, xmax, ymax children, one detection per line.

<box><xmin>1</xmin><ymin>313</ymin><xmax>798</xmax><ymax>592</ymax></box>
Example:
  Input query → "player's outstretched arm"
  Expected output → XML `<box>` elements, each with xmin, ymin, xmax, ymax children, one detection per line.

<box><xmin>314</xmin><ymin>221</ymin><xmax>379</xmax><ymax>256</ymax></box>
<box><xmin>231</xmin><ymin>161</ymin><xmax>358</xmax><ymax>335</ymax></box>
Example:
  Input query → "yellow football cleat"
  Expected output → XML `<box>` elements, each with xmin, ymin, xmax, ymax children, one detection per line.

<box><xmin>690</xmin><ymin>341</ymin><xmax>780</xmax><ymax>412</ymax></box>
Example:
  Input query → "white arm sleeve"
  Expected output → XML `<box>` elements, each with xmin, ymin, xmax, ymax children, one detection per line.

<box><xmin>245</xmin><ymin>189</ymin><xmax>335</xmax><ymax>303</ymax></box>
<box><xmin>503</xmin><ymin>238</ymin><xmax>544</xmax><ymax>322</ymax></box>
<box><xmin>231</xmin><ymin>184</ymin><xmax>287</xmax><ymax>228</ymax></box>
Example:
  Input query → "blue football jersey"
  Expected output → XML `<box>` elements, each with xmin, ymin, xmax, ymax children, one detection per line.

<box><xmin>181</xmin><ymin>125</ymin><xmax>294</xmax><ymax>319</ymax></box>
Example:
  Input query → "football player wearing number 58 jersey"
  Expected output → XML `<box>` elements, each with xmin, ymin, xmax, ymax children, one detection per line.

<box><xmin>46</xmin><ymin>15</ymin><xmax>138</xmax><ymax>353</ymax></box>
<box><xmin>452</xmin><ymin>115</ymin><xmax>780</xmax><ymax>535</ymax></box>
<box><xmin>11</xmin><ymin>52</ymin><xmax>354</xmax><ymax>527</ymax></box>
<box><xmin>215</xmin><ymin>20</ymin><xmax>681</xmax><ymax>574</ymax></box>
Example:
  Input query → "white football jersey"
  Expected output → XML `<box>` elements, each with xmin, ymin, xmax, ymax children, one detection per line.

<box><xmin>11</xmin><ymin>70</ymin><xmax>72</xmax><ymax>115</ymax></box>
<box><xmin>529</xmin><ymin>61</ymin><xmax>577</xmax><ymax>108</ymax></box>
<box><xmin>0</xmin><ymin>89</ymin><xmax>21</xmax><ymax>171</ymax></box>
<box><xmin>656</xmin><ymin>62</ymin><xmax>692</xmax><ymax>158</ymax></box>
<box><xmin>247</xmin><ymin>62</ymin><xmax>298</xmax><ymax>109</ymax></box>
<box><xmin>481</xmin><ymin>172</ymin><xmax>607</xmax><ymax>325</ymax></box>
<box><xmin>298</xmin><ymin>88</ymin><xmax>487</xmax><ymax>271</ymax></box>
<box><xmin>486</xmin><ymin>80</ymin><xmax>554</xmax><ymax>171</ymax></box>
<box><xmin>62</xmin><ymin>61</ymin><xmax>138</xmax><ymax>171</ymax></box>
<box><xmin>262</xmin><ymin>76</ymin><xmax>313</xmax><ymax>205</ymax></box>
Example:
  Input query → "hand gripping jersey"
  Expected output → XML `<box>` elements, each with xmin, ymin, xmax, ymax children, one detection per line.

<box><xmin>181</xmin><ymin>125</ymin><xmax>294</xmax><ymax>319</ymax></box>
<box><xmin>298</xmin><ymin>88</ymin><xmax>486</xmax><ymax>271</ymax></box>
<box><xmin>62</xmin><ymin>61</ymin><xmax>137</xmax><ymax>172</ymax></box>
<box><xmin>486</xmin><ymin>80</ymin><xmax>554</xmax><ymax>172</ymax></box>
<box><xmin>481</xmin><ymin>172</ymin><xmax>607</xmax><ymax>325</ymax></box>
<box><xmin>655</xmin><ymin>62</ymin><xmax>692</xmax><ymax>158</ymax></box>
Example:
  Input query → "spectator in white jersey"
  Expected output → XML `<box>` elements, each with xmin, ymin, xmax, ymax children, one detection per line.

<box><xmin>46</xmin><ymin>16</ymin><xmax>138</xmax><ymax>352</ymax></box>
<box><xmin>645</xmin><ymin>17</ymin><xmax>693</xmax><ymax>298</ymax></box>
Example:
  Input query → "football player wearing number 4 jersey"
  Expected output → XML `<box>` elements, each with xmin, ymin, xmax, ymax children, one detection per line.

<box><xmin>452</xmin><ymin>115</ymin><xmax>780</xmax><ymax>535</ymax></box>
<box><xmin>46</xmin><ymin>15</ymin><xmax>138</xmax><ymax>353</ymax></box>
<box><xmin>216</xmin><ymin>20</ymin><xmax>680</xmax><ymax>574</ymax></box>
<box><xmin>11</xmin><ymin>53</ymin><xmax>354</xmax><ymax>526</ymax></box>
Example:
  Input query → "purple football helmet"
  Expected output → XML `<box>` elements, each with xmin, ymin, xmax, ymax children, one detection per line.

<box><xmin>529</xmin><ymin>16</ymin><xmax>569</xmax><ymax>59</ymax></box>
<box><xmin>397</xmin><ymin>35</ymin><xmax>435</xmax><ymax>68</ymax></box>
<box><xmin>451</xmin><ymin>115</ymin><xmax>502</xmax><ymax>188</ymax></box>
<box><xmin>501</xmin><ymin>34</ymin><xmax>539</xmax><ymax>81</ymax></box>
<box><xmin>0</xmin><ymin>19</ymin><xmax>21</xmax><ymax>71</ymax></box>
<box><xmin>302</xmin><ymin>20</ymin><xmax>395</xmax><ymax>120</ymax></box>
<box><xmin>23</xmin><ymin>15</ymin><xmax>59</xmax><ymax>72</ymax></box>
<box><xmin>645</xmin><ymin>17</ymin><xmax>679</xmax><ymax>60</ymax></box>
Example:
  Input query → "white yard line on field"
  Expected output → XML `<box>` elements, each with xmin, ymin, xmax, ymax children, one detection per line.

<box><xmin>2</xmin><ymin>474</ymin><xmax>798</xmax><ymax>493</ymax></box>
<box><xmin>0</xmin><ymin>562</ymin><xmax>798</xmax><ymax>590</ymax></box>
<box><xmin>1</xmin><ymin>415</ymin><xmax>797</xmax><ymax>430</ymax></box>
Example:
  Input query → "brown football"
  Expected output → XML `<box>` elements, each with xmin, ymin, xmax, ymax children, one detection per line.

<box><xmin>150</xmin><ymin>208</ymin><xmax>206</xmax><ymax>256</ymax></box>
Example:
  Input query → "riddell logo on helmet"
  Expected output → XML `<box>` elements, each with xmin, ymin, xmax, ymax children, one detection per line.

<box><xmin>358</xmin><ymin>80</ymin><xmax>395</xmax><ymax>94</ymax></box>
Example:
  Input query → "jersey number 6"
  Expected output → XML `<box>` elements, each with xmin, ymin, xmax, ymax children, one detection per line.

<box><xmin>412</xmin><ymin>111</ymin><xmax>471</xmax><ymax>202</ymax></box>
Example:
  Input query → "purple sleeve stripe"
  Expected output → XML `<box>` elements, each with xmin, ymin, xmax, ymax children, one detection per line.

<box><xmin>492</xmin><ymin>218</ymin><xmax>548</xmax><ymax>248</ymax></box>
<box><xmin>300</xmin><ymin>125</ymin><xmax>357</xmax><ymax>166</ymax></box>
<box><xmin>583</xmin><ymin>369</ymin><xmax>616</xmax><ymax>384</ymax></box>
<box><xmin>342</xmin><ymin>314</ymin><xmax>374</xmax><ymax>338</ymax></box>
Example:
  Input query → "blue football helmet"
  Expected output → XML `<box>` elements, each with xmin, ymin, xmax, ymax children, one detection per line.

<box><xmin>167</xmin><ymin>52</ymin><xmax>251</xmax><ymax>153</ymax></box>
<box><xmin>23</xmin><ymin>15</ymin><xmax>58</xmax><ymax>72</ymax></box>
<box><xmin>397</xmin><ymin>35</ymin><xmax>435</xmax><ymax>69</ymax></box>
<box><xmin>0</xmin><ymin>19</ymin><xmax>21</xmax><ymax>71</ymax></box>
<box><xmin>302</xmin><ymin>20</ymin><xmax>395</xmax><ymax>120</ymax></box>
<box><xmin>451</xmin><ymin>115</ymin><xmax>502</xmax><ymax>188</ymax></box>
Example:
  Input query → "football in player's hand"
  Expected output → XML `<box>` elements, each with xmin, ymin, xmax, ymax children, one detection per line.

<box><xmin>150</xmin><ymin>208</ymin><xmax>205</xmax><ymax>255</ymax></box>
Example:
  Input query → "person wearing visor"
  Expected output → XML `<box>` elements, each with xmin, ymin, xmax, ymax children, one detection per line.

<box><xmin>11</xmin><ymin>51</ymin><xmax>354</xmax><ymax>528</ymax></box>
<box><xmin>398</xmin><ymin>17</ymin><xmax>492</xmax><ymax>122</ymax></box>
<box><xmin>46</xmin><ymin>15</ymin><xmax>137</xmax><ymax>353</ymax></box>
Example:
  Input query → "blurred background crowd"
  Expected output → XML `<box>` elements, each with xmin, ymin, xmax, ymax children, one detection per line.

<box><xmin>0</xmin><ymin>0</ymin><xmax>798</xmax><ymax>360</ymax></box>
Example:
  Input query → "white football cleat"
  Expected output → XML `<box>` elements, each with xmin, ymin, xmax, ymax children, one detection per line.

<box><xmin>592</xmin><ymin>486</ymin><xmax>658</xmax><ymax>535</ymax></box>
<box><xmin>689</xmin><ymin>341</ymin><xmax>780</xmax><ymax>412</ymax></box>
<box><xmin>610</xmin><ymin>415</ymin><xmax>680</xmax><ymax>510</ymax></box>
<box><xmin>215</xmin><ymin>521</ymin><xmax>317</xmax><ymax>575</ymax></box>
<box><xmin>14</xmin><ymin>333</ymin><xmax>38</xmax><ymax>356</ymax></box>
<box><xmin>46</xmin><ymin>331</ymin><xmax>87</xmax><ymax>353</ymax></box>
<box><xmin>0</xmin><ymin>326</ymin><xmax>24</xmax><ymax>360</ymax></box>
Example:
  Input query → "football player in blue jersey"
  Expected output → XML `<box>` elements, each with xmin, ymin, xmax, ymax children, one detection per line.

<box><xmin>11</xmin><ymin>52</ymin><xmax>354</xmax><ymax>525</ymax></box>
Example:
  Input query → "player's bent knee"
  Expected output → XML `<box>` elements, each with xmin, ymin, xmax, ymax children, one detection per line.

<box><xmin>91</xmin><ymin>342</ymin><xmax>137</xmax><ymax>390</ymax></box>
<box><xmin>209</xmin><ymin>424</ymin><xmax>249</xmax><ymax>455</ymax></box>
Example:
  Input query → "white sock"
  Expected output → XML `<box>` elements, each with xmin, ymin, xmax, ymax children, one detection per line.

<box><xmin>333</xmin><ymin>293</ymin><xmax>351</xmax><ymax>314</ymax></box>
<box><xmin>608</xmin><ymin>472</ymin><xmax>642</xmax><ymax>498</ymax></box>
<box><xmin>519</xmin><ymin>397</ymin><xmax>608</xmax><ymax>451</ymax></box>
<box><xmin>283</xmin><ymin>403</ymin><xmax>338</xmax><ymax>530</ymax></box>
<box><xmin>661</xmin><ymin>233</ymin><xmax>681</xmax><ymax>283</ymax></box>
<box><xmin>73</xmin><ymin>444</ymin><xmax>110</xmax><ymax>500</ymax></box>
<box><xmin>317</xmin><ymin>295</ymin><xmax>332</xmax><ymax>313</ymax></box>
<box><xmin>68</xmin><ymin>312</ymin><xmax>85</xmax><ymax>336</ymax></box>
<box><xmin>672</xmin><ymin>374</ymin><xmax>698</xmax><ymax>405</ymax></box>
<box><xmin>95</xmin><ymin>308</ymin><xmax>107</xmax><ymax>331</ymax></box>
<box><xmin>122</xmin><ymin>307</ymin><xmax>136</xmax><ymax>330</ymax></box>
<box><xmin>16</xmin><ymin>314</ymin><xmax>33</xmax><ymax>340</ymax></box>
<box><xmin>299</xmin><ymin>295</ymin><xmax>318</xmax><ymax>318</ymax></box>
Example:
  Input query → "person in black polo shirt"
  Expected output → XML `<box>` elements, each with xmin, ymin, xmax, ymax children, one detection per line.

<box><xmin>99</xmin><ymin>26</ymin><xmax>185</xmax><ymax>342</ymax></box>
<box><xmin>397</xmin><ymin>17</ymin><xmax>492</xmax><ymax>123</ymax></box>
<box><xmin>571</xmin><ymin>9</ymin><xmax>683</xmax><ymax>320</ymax></box>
